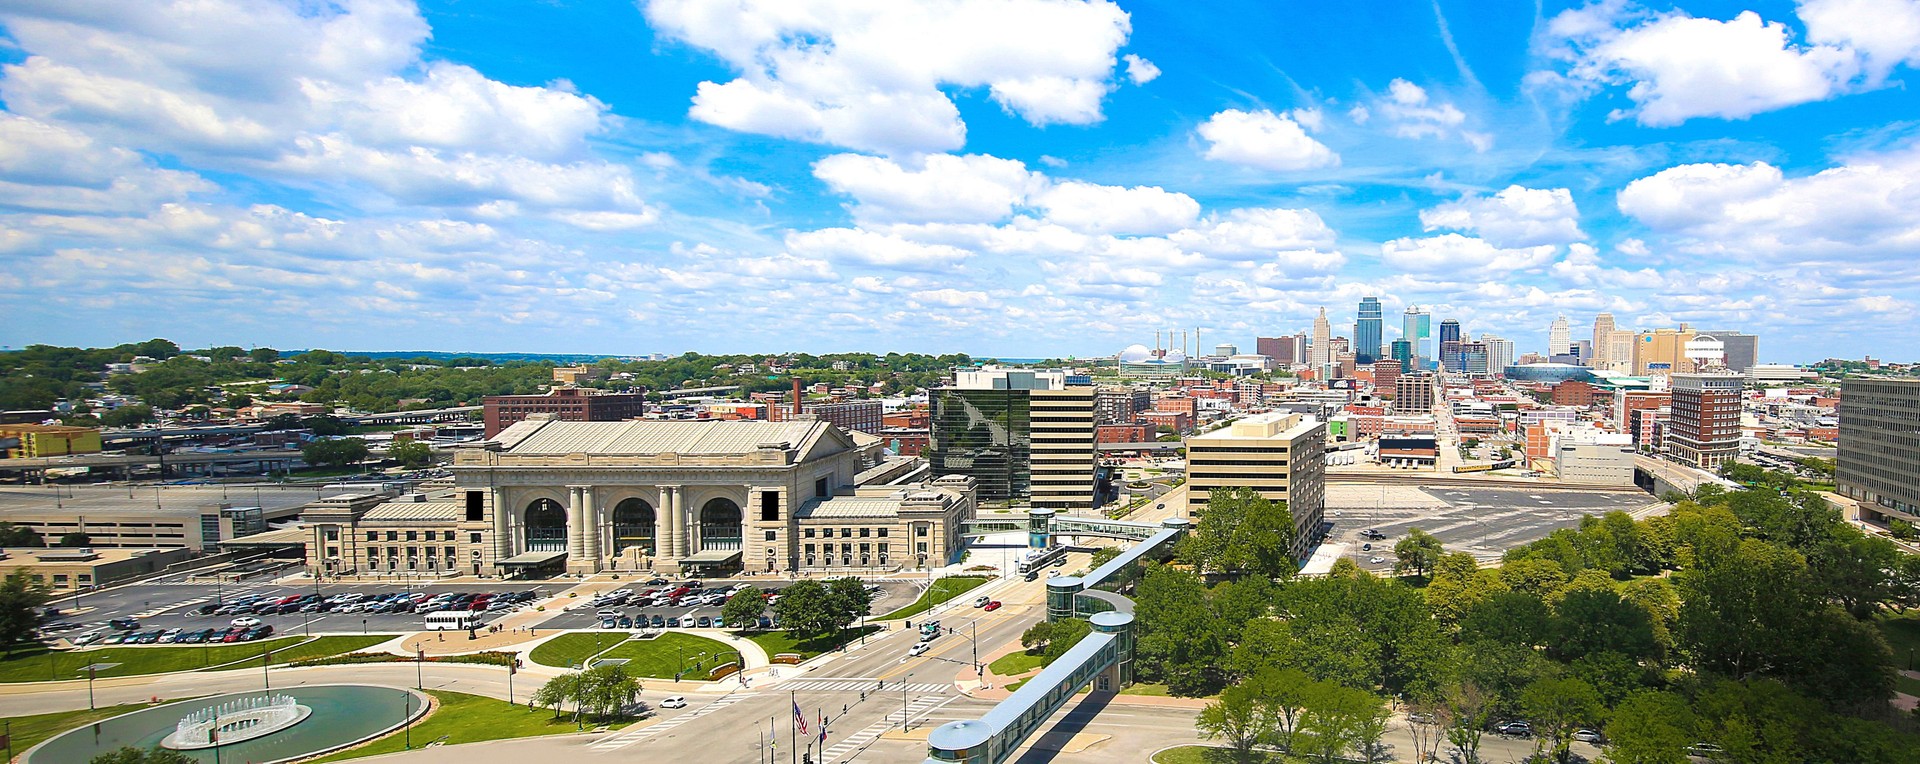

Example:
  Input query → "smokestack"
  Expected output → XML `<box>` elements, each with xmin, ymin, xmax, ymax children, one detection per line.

<box><xmin>1195</xmin><ymin>327</ymin><xmax>1202</xmax><ymax>356</ymax></box>
<box><xmin>792</xmin><ymin>377</ymin><xmax>802</xmax><ymax>416</ymax></box>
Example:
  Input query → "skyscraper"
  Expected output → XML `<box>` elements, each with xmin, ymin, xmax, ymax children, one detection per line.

<box><xmin>1481</xmin><ymin>335</ymin><xmax>1515</xmax><ymax>376</ymax></box>
<box><xmin>1402</xmin><ymin>306</ymin><xmax>1431</xmax><ymax>370</ymax></box>
<box><xmin>1355</xmin><ymin>296</ymin><xmax>1383</xmax><ymax>365</ymax></box>
<box><xmin>1592</xmin><ymin>313</ymin><xmax>1617</xmax><ymax>369</ymax></box>
<box><xmin>1549</xmin><ymin>315</ymin><xmax>1572</xmax><ymax>357</ymax></box>
<box><xmin>1390</xmin><ymin>339</ymin><xmax>1414</xmax><ymax>372</ymax></box>
<box><xmin>1438</xmin><ymin>319</ymin><xmax>1462</xmax><ymax>372</ymax></box>
<box><xmin>1311</xmin><ymin>307</ymin><xmax>1332</xmax><ymax>367</ymax></box>
<box><xmin>1667</xmin><ymin>373</ymin><xmax>1742</xmax><ymax>469</ymax></box>
<box><xmin>1699</xmin><ymin>330</ymin><xmax>1759</xmax><ymax>373</ymax></box>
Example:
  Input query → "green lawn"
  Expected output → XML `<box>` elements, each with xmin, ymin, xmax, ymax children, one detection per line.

<box><xmin>1152</xmin><ymin>744</ymin><xmax>1287</xmax><ymax>764</ymax></box>
<box><xmin>738</xmin><ymin>626</ymin><xmax>882</xmax><ymax>661</ymax></box>
<box><xmin>988</xmin><ymin>649</ymin><xmax>1045</xmax><ymax>677</ymax></box>
<box><xmin>0</xmin><ymin>636</ymin><xmax>323</xmax><ymax>683</ymax></box>
<box><xmin>0</xmin><ymin>700</ymin><xmax>186</xmax><ymax>754</ymax></box>
<box><xmin>1875</xmin><ymin>613</ymin><xmax>1920</xmax><ymax>671</ymax></box>
<box><xmin>527</xmin><ymin>632</ymin><xmax>630</xmax><ymax>668</ymax></box>
<box><xmin>598</xmin><ymin>633</ymin><xmax>734</xmax><ymax>679</ymax></box>
<box><xmin>877</xmin><ymin>576</ymin><xmax>991</xmax><ymax>620</ymax></box>
<box><xmin>311</xmin><ymin>689</ymin><xmax>634</xmax><ymax>762</ymax></box>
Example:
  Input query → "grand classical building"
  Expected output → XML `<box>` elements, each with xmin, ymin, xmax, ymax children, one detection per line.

<box><xmin>303</xmin><ymin>415</ymin><xmax>975</xmax><ymax>577</ymax></box>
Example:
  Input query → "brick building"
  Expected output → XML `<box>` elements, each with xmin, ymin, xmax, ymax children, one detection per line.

<box><xmin>1095</xmin><ymin>424</ymin><xmax>1155</xmax><ymax>445</ymax></box>
<box><xmin>1552</xmin><ymin>380</ymin><xmax>1596</xmax><ymax>406</ymax></box>
<box><xmin>482</xmin><ymin>388</ymin><xmax>648</xmax><ymax>438</ymax></box>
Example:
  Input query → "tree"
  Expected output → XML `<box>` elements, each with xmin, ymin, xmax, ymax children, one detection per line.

<box><xmin>386</xmin><ymin>439</ymin><xmax>433</xmax><ymax>468</ymax></box>
<box><xmin>1520</xmin><ymin>677</ymin><xmax>1604</xmax><ymax>764</ymax></box>
<box><xmin>824</xmin><ymin>577</ymin><xmax>874</xmax><ymax>634</ymax></box>
<box><xmin>1181</xmin><ymin>487</ymin><xmax>1296</xmax><ymax>580</ymax></box>
<box><xmin>1459</xmin><ymin>591</ymin><xmax>1551</xmax><ymax>648</ymax></box>
<box><xmin>1295</xmin><ymin>682</ymin><xmax>1385</xmax><ymax>764</ymax></box>
<box><xmin>90</xmin><ymin>747</ymin><xmax>196</xmax><ymax>764</ymax></box>
<box><xmin>1197</xmin><ymin>681</ymin><xmax>1276</xmax><ymax>763</ymax></box>
<box><xmin>575</xmin><ymin>663</ymin><xmax>642</xmax><ymax>720</ymax></box>
<box><xmin>1441</xmin><ymin>680</ymin><xmax>1494</xmax><ymax>764</ymax></box>
<box><xmin>1088</xmin><ymin>547</ymin><xmax>1121</xmax><ymax>569</ymax></box>
<box><xmin>1423</xmin><ymin>553</ymin><xmax>1504</xmax><ymax>628</ymax></box>
<box><xmin>302</xmin><ymin>415</ymin><xmax>351</xmax><ymax>436</ymax></box>
<box><xmin>1393</xmin><ymin>528</ymin><xmax>1445</xmax><ymax>580</ymax></box>
<box><xmin>58</xmin><ymin>531</ymin><xmax>92</xmax><ymax>547</ymax></box>
<box><xmin>1257</xmin><ymin>667</ymin><xmax>1316</xmax><ymax>753</ymax></box>
<box><xmin>0</xmin><ymin>570</ymin><xmax>50</xmax><ymax>654</ymax></box>
<box><xmin>1133</xmin><ymin>564</ymin><xmax>1230</xmax><ymax>695</ymax></box>
<box><xmin>771</xmin><ymin>579</ymin><xmax>836</xmax><ymax>636</ymax></box>
<box><xmin>100</xmin><ymin>405</ymin><xmax>155</xmax><ymax>428</ymax></box>
<box><xmin>0</xmin><ymin>522</ymin><xmax>44</xmax><ymax>547</ymax></box>
<box><xmin>1604</xmin><ymin>690</ymin><xmax>1694</xmax><ymax>764</ymax></box>
<box><xmin>721</xmin><ymin>587</ymin><xmax>766</xmax><ymax>628</ymax></box>
<box><xmin>1549</xmin><ymin>588</ymin><xmax>1659</xmax><ymax>662</ymax></box>
<box><xmin>301</xmin><ymin>437</ymin><xmax>370</xmax><ymax>469</ymax></box>
<box><xmin>1020</xmin><ymin>618</ymin><xmax>1090</xmax><ymax>666</ymax></box>
<box><xmin>533</xmin><ymin>672</ymin><xmax>584</xmax><ymax>718</ymax></box>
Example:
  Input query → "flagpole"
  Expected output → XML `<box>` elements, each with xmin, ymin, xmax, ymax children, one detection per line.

<box><xmin>789</xmin><ymin>691</ymin><xmax>798</xmax><ymax>764</ymax></box>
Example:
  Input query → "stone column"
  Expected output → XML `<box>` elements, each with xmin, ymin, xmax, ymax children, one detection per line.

<box><xmin>581</xmin><ymin>488</ymin><xmax>600</xmax><ymax>571</ymax></box>
<box><xmin>491</xmin><ymin>487</ymin><xmax>511</xmax><ymax>562</ymax></box>
<box><xmin>661</xmin><ymin>486</ymin><xmax>681</xmax><ymax>561</ymax></box>
<box><xmin>686</xmin><ymin>494</ymin><xmax>701</xmax><ymax>555</ymax></box>
<box><xmin>566</xmin><ymin>486</ymin><xmax>586</xmax><ymax>562</ymax></box>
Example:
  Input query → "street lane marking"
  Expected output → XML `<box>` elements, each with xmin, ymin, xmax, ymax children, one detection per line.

<box><xmin>586</xmin><ymin>693</ymin><xmax>746</xmax><ymax>751</ymax></box>
<box><xmin>819</xmin><ymin>694</ymin><xmax>954</xmax><ymax>764</ymax></box>
<box><xmin>787</xmin><ymin>680</ymin><xmax>948</xmax><ymax>694</ymax></box>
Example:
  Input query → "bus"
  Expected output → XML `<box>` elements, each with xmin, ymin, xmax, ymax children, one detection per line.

<box><xmin>423</xmin><ymin>610</ymin><xmax>485</xmax><ymax>631</ymax></box>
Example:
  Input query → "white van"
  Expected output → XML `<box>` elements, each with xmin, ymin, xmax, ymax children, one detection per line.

<box><xmin>424</xmin><ymin>610</ymin><xmax>484</xmax><ymax>631</ymax></box>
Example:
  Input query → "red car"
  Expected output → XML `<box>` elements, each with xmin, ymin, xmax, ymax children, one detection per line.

<box><xmin>983</xmin><ymin>601</ymin><xmax>1002</xmax><ymax>612</ymax></box>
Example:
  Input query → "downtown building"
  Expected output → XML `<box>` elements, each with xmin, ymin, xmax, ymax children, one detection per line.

<box><xmin>926</xmin><ymin>367</ymin><xmax>1097</xmax><ymax>511</ymax></box>
<box><xmin>1184</xmin><ymin>412</ymin><xmax>1327</xmax><ymax>561</ymax></box>
<box><xmin>482</xmin><ymin>387</ymin><xmax>648</xmax><ymax>438</ymax></box>
<box><xmin>1355</xmin><ymin>296</ymin><xmax>1384</xmax><ymax>365</ymax></box>
<box><xmin>1666</xmin><ymin>373</ymin><xmax>1743</xmax><ymax>469</ymax></box>
<box><xmin>1838</xmin><ymin>378</ymin><xmax>1920</xmax><ymax>523</ymax></box>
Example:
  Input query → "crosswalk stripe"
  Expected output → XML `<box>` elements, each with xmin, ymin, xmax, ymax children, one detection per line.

<box><xmin>588</xmin><ymin>695</ymin><xmax>746</xmax><ymax>752</ymax></box>
<box><xmin>785</xmin><ymin>680</ymin><xmax>947</xmax><ymax>694</ymax></box>
<box><xmin>818</xmin><ymin>695</ymin><xmax>954</xmax><ymax>763</ymax></box>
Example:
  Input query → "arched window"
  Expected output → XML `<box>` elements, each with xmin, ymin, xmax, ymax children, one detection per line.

<box><xmin>699</xmin><ymin>498</ymin><xmax>742</xmax><ymax>551</ymax></box>
<box><xmin>612</xmin><ymin>498</ymin><xmax>655</xmax><ymax>555</ymax></box>
<box><xmin>525</xmin><ymin>498</ymin><xmax>567</xmax><ymax>553</ymax></box>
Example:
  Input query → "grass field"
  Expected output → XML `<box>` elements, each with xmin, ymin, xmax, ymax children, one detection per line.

<box><xmin>1152</xmin><ymin>744</ymin><xmax>1286</xmax><ymax>763</ymax></box>
<box><xmin>0</xmin><ymin>700</ymin><xmax>182</xmax><ymax>754</ymax></box>
<box><xmin>987</xmin><ymin>649</ymin><xmax>1044</xmax><ymax>677</ymax></box>
<box><xmin>0</xmin><ymin>636</ymin><xmax>353</xmax><ymax>683</ymax></box>
<box><xmin>527</xmin><ymin>632</ymin><xmax>629</xmax><ymax>668</ymax></box>
<box><xmin>739</xmin><ymin>626</ymin><xmax>881</xmax><ymax>661</ymax></box>
<box><xmin>876</xmin><ymin>576</ymin><xmax>991</xmax><ymax>620</ymax></box>
<box><xmin>310</xmin><ymin>689</ymin><xmax>635</xmax><ymax>762</ymax></box>
<box><xmin>599</xmin><ymin>632</ymin><xmax>734</xmax><ymax>679</ymax></box>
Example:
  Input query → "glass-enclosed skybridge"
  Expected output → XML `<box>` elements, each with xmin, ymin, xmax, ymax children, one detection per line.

<box><xmin>923</xmin><ymin>513</ymin><xmax>1188</xmax><ymax>764</ymax></box>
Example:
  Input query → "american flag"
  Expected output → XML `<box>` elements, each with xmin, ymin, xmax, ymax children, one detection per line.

<box><xmin>793</xmin><ymin>699</ymin><xmax>809</xmax><ymax>736</ymax></box>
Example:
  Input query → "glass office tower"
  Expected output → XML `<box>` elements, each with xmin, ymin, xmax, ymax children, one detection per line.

<box><xmin>1355</xmin><ymin>296</ymin><xmax>1383</xmax><ymax>365</ymax></box>
<box><xmin>927</xmin><ymin>388</ymin><xmax>1032</xmax><ymax>503</ymax></box>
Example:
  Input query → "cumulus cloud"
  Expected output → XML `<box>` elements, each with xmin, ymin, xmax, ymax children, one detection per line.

<box><xmin>1036</xmin><ymin>181</ymin><xmax>1199</xmax><ymax>235</ymax></box>
<box><xmin>812</xmin><ymin>153</ymin><xmax>1044</xmax><ymax>225</ymax></box>
<box><xmin>1617</xmin><ymin>142</ymin><xmax>1920</xmax><ymax>261</ymax></box>
<box><xmin>1197</xmin><ymin>109</ymin><xmax>1340</xmax><ymax>172</ymax></box>
<box><xmin>785</xmin><ymin>227</ymin><xmax>975</xmax><ymax>269</ymax></box>
<box><xmin>1123</xmin><ymin>54</ymin><xmax>1161</xmax><ymax>84</ymax></box>
<box><xmin>1367</xmin><ymin>78</ymin><xmax>1488</xmax><ymax>150</ymax></box>
<box><xmin>1420</xmin><ymin>185</ymin><xmax>1585</xmax><ymax>248</ymax></box>
<box><xmin>1380</xmin><ymin>233</ymin><xmax>1559</xmax><ymax>273</ymax></box>
<box><xmin>1535</xmin><ymin>0</ymin><xmax>1920</xmax><ymax>125</ymax></box>
<box><xmin>0</xmin><ymin>113</ymin><xmax>214</xmax><ymax>213</ymax></box>
<box><xmin>644</xmin><ymin>0</ymin><xmax>1136</xmax><ymax>154</ymax></box>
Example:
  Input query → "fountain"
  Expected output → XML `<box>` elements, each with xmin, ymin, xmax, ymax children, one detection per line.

<box><xmin>161</xmin><ymin>693</ymin><xmax>313</xmax><ymax>750</ymax></box>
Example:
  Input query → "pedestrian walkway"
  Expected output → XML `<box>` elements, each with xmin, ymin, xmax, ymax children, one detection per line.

<box><xmin>819</xmin><ymin>694</ymin><xmax>953</xmax><ymax>763</ymax></box>
<box><xmin>786</xmin><ymin>678</ymin><xmax>948</xmax><ymax>694</ymax></box>
<box><xmin>586</xmin><ymin>693</ymin><xmax>747</xmax><ymax>752</ymax></box>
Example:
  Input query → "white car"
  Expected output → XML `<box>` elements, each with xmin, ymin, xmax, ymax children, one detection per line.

<box><xmin>660</xmin><ymin>696</ymin><xmax>688</xmax><ymax>709</ymax></box>
<box><xmin>231</xmin><ymin>616</ymin><xmax>263</xmax><ymax>628</ymax></box>
<box><xmin>909</xmin><ymin>642</ymin><xmax>931</xmax><ymax>657</ymax></box>
<box><xmin>1368</xmin><ymin>556</ymin><xmax>1386</xmax><ymax>564</ymax></box>
<box><xmin>71</xmin><ymin>630</ymin><xmax>104</xmax><ymax>646</ymax></box>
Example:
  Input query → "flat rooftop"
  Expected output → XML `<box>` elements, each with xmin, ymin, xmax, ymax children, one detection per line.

<box><xmin>0</xmin><ymin>484</ymin><xmax>325</xmax><ymax>519</ymax></box>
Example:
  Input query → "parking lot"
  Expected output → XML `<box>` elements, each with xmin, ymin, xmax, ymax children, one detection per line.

<box><xmin>45</xmin><ymin>572</ymin><xmax>932</xmax><ymax>645</ymax></box>
<box><xmin>1324</xmin><ymin>484</ymin><xmax>1661</xmax><ymax>572</ymax></box>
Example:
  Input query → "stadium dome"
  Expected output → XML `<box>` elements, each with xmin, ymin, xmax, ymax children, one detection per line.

<box><xmin>1502</xmin><ymin>362</ymin><xmax>1596</xmax><ymax>384</ymax></box>
<box><xmin>1163</xmin><ymin>349</ymin><xmax>1188</xmax><ymax>364</ymax></box>
<box><xmin>1118</xmin><ymin>344</ymin><xmax>1154</xmax><ymax>363</ymax></box>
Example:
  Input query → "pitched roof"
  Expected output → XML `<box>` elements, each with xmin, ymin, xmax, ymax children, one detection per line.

<box><xmin>494</xmin><ymin>418</ymin><xmax>842</xmax><ymax>457</ymax></box>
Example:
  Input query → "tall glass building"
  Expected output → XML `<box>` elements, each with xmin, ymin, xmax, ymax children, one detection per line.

<box><xmin>1402</xmin><ymin>306</ymin><xmax>1430</xmax><ymax>369</ymax></box>
<box><xmin>1390</xmin><ymin>339</ymin><xmax>1414</xmax><ymax>372</ymax></box>
<box><xmin>926</xmin><ymin>368</ymin><xmax>1096</xmax><ymax>509</ymax></box>
<box><xmin>1438</xmin><ymin>319</ymin><xmax>1462</xmax><ymax>372</ymax></box>
<box><xmin>1355</xmin><ymin>297</ymin><xmax>1383</xmax><ymax>365</ymax></box>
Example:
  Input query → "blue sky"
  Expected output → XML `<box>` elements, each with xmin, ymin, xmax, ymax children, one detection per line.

<box><xmin>1</xmin><ymin>0</ymin><xmax>1917</xmax><ymax>362</ymax></box>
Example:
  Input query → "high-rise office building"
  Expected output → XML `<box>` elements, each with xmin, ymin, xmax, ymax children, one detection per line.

<box><xmin>1257</xmin><ymin>335</ymin><xmax>1307</xmax><ymax>366</ymax></box>
<box><xmin>1390</xmin><ymin>339</ymin><xmax>1414</xmax><ymax>372</ymax></box>
<box><xmin>1355</xmin><ymin>297</ymin><xmax>1383</xmax><ymax>365</ymax></box>
<box><xmin>1403</xmin><ymin>306</ymin><xmax>1431</xmax><ymax>369</ymax></box>
<box><xmin>928</xmin><ymin>367</ymin><xmax>1095</xmax><ymax>510</ymax></box>
<box><xmin>1699</xmin><ymin>331</ymin><xmax>1759</xmax><ymax>373</ymax></box>
<box><xmin>1592</xmin><ymin>313</ymin><xmax>1618</xmax><ymax>369</ymax></box>
<box><xmin>1838</xmin><ymin>378</ymin><xmax>1920</xmax><ymax>522</ymax></box>
<box><xmin>1460</xmin><ymin>342</ymin><xmax>1491</xmax><ymax>378</ymax></box>
<box><xmin>1667</xmin><ymin>372</ymin><xmax>1742</xmax><ymax>469</ymax></box>
<box><xmin>1549</xmin><ymin>315</ymin><xmax>1572</xmax><ymax>357</ymax></box>
<box><xmin>1634</xmin><ymin>327</ymin><xmax>1697</xmax><ymax>376</ymax></box>
<box><xmin>1372</xmin><ymin>360</ymin><xmax>1401</xmax><ymax>393</ymax></box>
<box><xmin>1185</xmin><ymin>413</ymin><xmax>1326</xmax><ymax>561</ymax></box>
<box><xmin>1311</xmin><ymin>308</ymin><xmax>1332</xmax><ymax>367</ymax></box>
<box><xmin>1481</xmin><ymin>335</ymin><xmax>1515</xmax><ymax>376</ymax></box>
<box><xmin>1396</xmin><ymin>372</ymin><xmax>1436</xmax><ymax>412</ymax></box>
<box><xmin>1438</xmin><ymin>320</ymin><xmax>1462</xmax><ymax>372</ymax></box>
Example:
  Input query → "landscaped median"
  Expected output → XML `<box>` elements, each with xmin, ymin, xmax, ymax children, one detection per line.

<box><xmin>1152</xmin><ymin>744</ymin><xmax>1280</xmax><ymax>763</ymax></box>
<box><xmin>737</xmin><ymin>625</ymin><xmax>882</xmax><ymax>662</ymax></box>
<box><xmin>0</xmin><ymin>634</ymin><xmax>397</xmax><ymax>683</ymax></box>
<box><xmin>875</xmin><ymin>575</ymin><xmax>992</xmax><ymax>620</ymax></box>
<box><xmin>528</xmin><ymin>631</ymin><xmax>738</xmax><ymax>679</ymax></box>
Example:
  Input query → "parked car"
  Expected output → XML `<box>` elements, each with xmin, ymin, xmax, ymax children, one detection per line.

<box><xmin>1573</xmin><ymin>729</ymin><xmax>1604</xmax><ymax>744</ymax></box>
<box><xmin>72</xmin><ymin>630</ymin><xmax>104</xmax><ymax>646</ymax></box>
<box><xmin>231</xmin><ymin>616</ymin><xmax>262</xmax><ymax>628</ymax></box>
<box><xmin>1495</xmin><ymin>721</ymin><xmax>1532</xmax><ymax>738</ymax></box>
<box><xmin>109</xmin><ymin>618</ymin><xmax>140</xmax><ymax>630</ymax></box>
<box><xmin>660</xmin><ymin>696</ymin><xmax>687</xmax><ymax>709</ymax></box>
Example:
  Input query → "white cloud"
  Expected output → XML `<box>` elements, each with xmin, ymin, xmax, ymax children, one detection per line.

<box><xmin>1380</xmin><ymin>233</ymin><xmax>1559</xmax><ymax>272</ymax></box>
<box><xmin>1373</xmin><ymin>78</ymin><xmax>1481</xmax><ymax>147</ymax></box>
<box><xmin>644</xmin><ymin>0</ymin><xmax>1135</xmax><ymax>153</ymax></box>
<box><xmin>1169</xmin><ymin>208</ymin><xmax>1340</xmax><ymax>262</ymax></box>
<box><xmin>1541</xmin><ymin>3</ymin><xmax>1864</xmax><ymax>125</ymax></box>
<box><xmin>1798</xmin><ymin>0</ymin><xmax>1920</xmax><ymax>85</ymax></box>
<box><xmin>785</xmin><ymin>227</ymin><xmax>974</xmax><ymax>269</ymax></box>
<box><xmin>1617</xmin><ymin>143</ymin><xmax>1920</xmax><ymax>261</ymax></box>
<box><xmin>1549</xmin><ymin>242</ymin><xmax>1666</xmax><ymax>288</ymax></box>
<box><xmin>1123</xmin><ymin>54</ymin><xmax>1161</xmax><ymax>84</ymax></box>
<box><xmin>1420</xmin><ymin>185</ymin><xmax>1585</xmax><ymax>248</ymax></box>
<box><xmin>1036</xmin><ymin>181</ymin><xmax>1199</xmax><ymax>235</ymax></box>
<box><xmin>551</xmin><ymin>210</ymin><xmax>662</xmax><ymax>231</ymax></box>
<box><xmin>813</xmin><ymin>153</ymin><xmax>1045</xmax><ymax>225</ymax></box>
<box><xmin>1196</xmin><ymin>109</ymin><xmax>1340</xmax><ymax>172</ymax></box>
<box><xmin>0</xmin><ymin>113</ymin><xmax>214</xmax><ymax>213</ymax></box>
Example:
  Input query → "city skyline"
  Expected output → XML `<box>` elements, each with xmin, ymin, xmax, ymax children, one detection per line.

<box><xmin>2</xmin><ymin>1</ymin><xmax>1918</xmax><ymax>362</ymax></box>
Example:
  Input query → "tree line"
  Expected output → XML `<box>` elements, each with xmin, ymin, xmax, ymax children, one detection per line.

<box><xmin>1149</xmin><ymin>478</ymin><xmax>1920</xmax><ymax>763</ymax></box>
